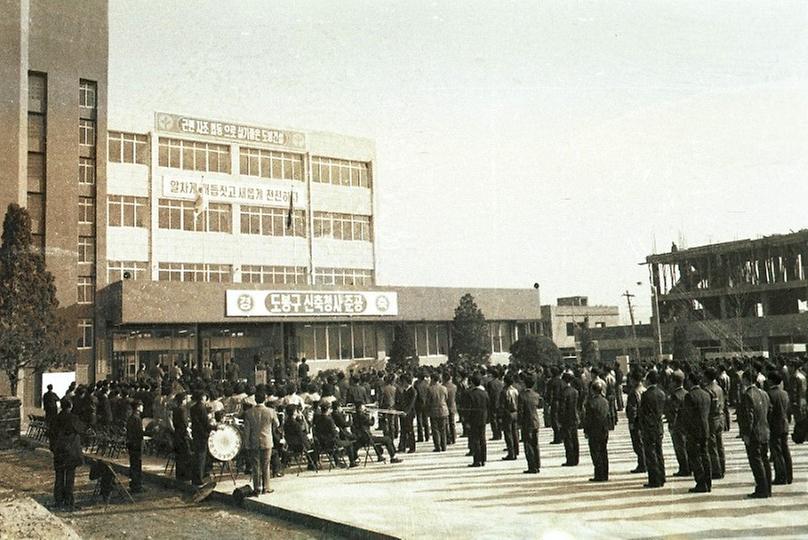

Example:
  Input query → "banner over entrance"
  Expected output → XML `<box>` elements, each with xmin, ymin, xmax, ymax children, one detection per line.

<box><xmin>226</xmin><ymin>290</ymin><xmax>398</xmax><ymax>317</ymax></box>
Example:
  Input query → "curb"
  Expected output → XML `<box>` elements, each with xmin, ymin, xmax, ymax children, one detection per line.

<box><xmin>21</xmin><ymin>436</ymin><xmax>400</xmax><ymax>540</ymax></box>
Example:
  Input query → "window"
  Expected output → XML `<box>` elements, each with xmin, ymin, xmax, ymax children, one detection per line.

<box><xmin>107</xmin><ymin>260</ymin><xmax>148</xmax><ymax>282</ymax></box>
<box><xmin>27</xmin><ymin>193</ymin><xmax>45</xmax><ymax>252</ymax></box>
<box><xmin>239</xmin><ymin>147</ymin><xmax>303</xmax><ymax>180</ymax></box>
<box><xmin>28</xmin><ymin>73</ymin><xmax>47</xmax><ymax>113</ymax></box>
<box><xmin>157</xmin><ymin>199</ymin><xmax>231</xmax><ymax>233</ymax></box>
<box><xmin>241</xmin><ymin>265</ymin><xmax>307</xmax><ymax>285</ymax></box>
<box><xmin>313</xmin><ymin>212</ymin><xmax>372</xmax><ymax>241</ymax></box>
<box><xmin>77</xmin><ymin>276</ymin><xmax>94</xmax><ymax>304</ymax></box>
<box><xmin>490</xmin><ymin>322</ymin><xmax>512</xmax><ymax>353</ymax></box>
<box><xmin>107</xmin><ymin>195</ymin><xmax>148</xmax><ymax>227</ymax></box>
<box><xmin>79</xmin><ymin>119</ymin><xmax>96</xmax><ymax>156</ymax></box>
<box><xmin>157</xmin><ymin>137</ymin><xmax>230</xmax><ymax>173</ymax></box>
<box><xmin>78</xmin><ymin>236</ymin><xmax>95</xmax><ymax>264</ymax></box>
<box><xmin>413</xmin><ymin>324</ymin><xmax>449</xmax><ymax>356</ymax></box>
<box><xmin>299</xmin><ymin>323</ymin><xmax>376</xmax><ymax>361</ymax></box>
<box><xmin>77</xmin><ymin>319</ymin><xmax>93</xmax><ymax>349</ymax></box>
<box><xmin>313</xmin><ymin>267</ymin><xmax>373</xmax><ymax>286</ymax></box>
<box><xmin>28</xmin><ymin>114</ymin><xmax>46</xmax><ymax>153</ymax></box>
<box><xmin>108</xmin><ymin>132</ymin><xmax>149</xmax><ymax>165</ymax></box>
<box><xmin>79</xmin><ymin>80</ymin><xmax>96</xmax><ymax>119</ymax></box>
<box><xmin>79</xmin><ymin>157</ymin><xmax>95</xmax><ymax>185</ymax></box>
<box><xmin>78</xmin><ymin>197</ymin><xmax>95</xmax><ymax>225</ymax></box>
<box><xmin>27</xmin><ymin>153</ymin><xmax>45</xmax><ymax>193</ymax></box>
<box><xmin>311</xmin><ymin>157</ymin><xmax>371</xmax><ymax>188</ymax></box>
<box><xmin>239</xmin><ymin>205</ymin><xmax>306</xmax><ymax>237</ymax></box>
<box><xmin>594</xmin><ymin>322</ymin><xmax>606</xmax><ymax>329</ymax></box>
<box><xmin>566</xmin><ymin>323</ymin><xmax>576</xmax><ymax>337</ymax></box>
<box><xmin>157</xmin><ymin>262</ymin><xmax>231</xmax><ymax>283</ymax></box>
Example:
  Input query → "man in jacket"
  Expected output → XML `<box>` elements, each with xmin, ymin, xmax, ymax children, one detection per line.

<box><xmin>500</xmin><ymin>374</ymin><xmax>520</xmax><ymax>461</ymax></box>
<box><xmin>486</xmin><ymin>368</ymin><xmax>504</xmax><ymax>441</ymax></box>
<box><xmin>704</xmin><ymin>367</ymin><xmax>726</xmax><ymax>479</ymax></box>
<box><xmin>52</xmin><ymin>398</ymin><xmax>85</xmax><ymax>510</ymax></box>
<box><xmin>518</xmin><ymin>374</ymin><xmax>541</xmax><ymax>473</ymax></box>
<box><xmin>739</xmin><ymin>369</ymin><xmax>772</xmax><ymax>498</ymax></box>
<box><xmin>190</xmin><ymin>391</ymin><xmax>213</xmax><ymax>486</ymax></box>
<box><xmin>558</xmin><ymin>372</ymin><xmax>580</xmax><ymax>466</ymax></box>
<box><xmin>766</xmin><ymin>372</ymin><xmax>792</xmax><ymax>485</ymax></box>
<box><xmin>639</xmin><ymin>370</ymin><xmax>666</xmax><ymax>488</ymax></box>
<box><xmin>443</xmin><ymin>372</ymin><xmax>458</xmax><ymax>445</ymax></box>
<box><xmin>353</xmin><ymin>402</ymin><xmax>402</xmax><ymax>463</ymax></box>
<box><xmin>414</xmin><ymin>372</ymin><xmax>431</xmax><ymax>442</ymax></box>
<box><xmin>314</xmin><ymin>402</ymin><xmax>358</xmax><ymax>466</ymax></box>
<box><xmin>665</xmin><ymin>371</ymin><xmax>690</xmax><ymax>477</ymax></box>
<box><xmin>626</xmin><ymin>371</ymin><xmax>646</xmax><ymax>473</ymax></box>
<box><xmin>126</xmin><ymin>400</ymin><xmax>144</xmax><ymax>493</ymax></box>
<box><xmin>396</xmin><ymin>374</ymin><xmax>418</xmax><ymax>453</ymax></box>
<box><xmin>426</xmin><ymin>375</ymin><xmax>449</xmax><ymax>452</ymax></box>
<box><xmin>243</xmin><ymin>391</ymin><xmax>280</xmax><ymax>494</ymax></box>
<box><xmin>683</xmin><ymin>371</ymin><xmax>712</xmax><ymax>493</ymax></box>
<box><xmin>43</xmin><ymin>384</ymin><xmax>59</xmax><ymax>426</ymax></box>
<box><xmin>466</xmin><ymin>374</ymin><xmax>489</xmax><ymax>467</ymax></box>
<box><xmin>584</xmin><ymin>380</ymin><xmax>611</xmax><ymax>481</ymax></box>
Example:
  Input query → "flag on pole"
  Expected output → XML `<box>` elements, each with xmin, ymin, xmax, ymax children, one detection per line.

<box><xmin>193</xmin><ymin>178</ymin><xmax>208</xmax><ymax>219</ymax></box>
<box><xmin>285</xmin><ymin>186</ymin><xmax>294</xmax><ymax>231</ymax></box>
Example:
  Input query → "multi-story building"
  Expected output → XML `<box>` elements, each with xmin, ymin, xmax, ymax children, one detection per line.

<box><xmin>647</xmin><ymin>231</ymin><xmax>808</xmax><ymax>357</ymax></box>
<box><xmin>0</xmin><ymin>0</ymin><xmax>108</xmax><ymax>400</ymax></box>
<box><xmin>540</xmin><ymin>296</ymin><xmax>621</xmax><ymax>358</ymax></box>
<box><xmin>1</xmin><ymin>2</ymin><xmax>542</xmax><ymax>405</ymax></box>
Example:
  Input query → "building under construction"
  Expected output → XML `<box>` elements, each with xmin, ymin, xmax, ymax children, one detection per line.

<box><xmin>647</xmin><ymin>230</ymin><xmax>808</xmax><ymax>357</ymax></box>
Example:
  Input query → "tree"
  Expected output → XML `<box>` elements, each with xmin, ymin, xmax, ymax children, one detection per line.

<box><xmin>672</xmin><ymin>322</ymin><xmax>698</xmax><ymax>363</ymax></box>
<box><xmin>578</xmin><ymin>316</ymin><xmax>598</xmax><ymax>365</ymax></box>
<box><xmin>0</xmin><ymin>204</ymin><xmax>72</xmax><ymax>396</ymax></box>
<box><xmin>386</xmin><ymin>323</ymin><xmax>419</xmax><ymax>372</ymax></box>
<box><xmin>509</xmin><ymin>334</ymin><xmax>562</xmax><ymax>369</ymax></box>
<box><xmin>449</xmin><ymin>293</ymin><xmax>491</xmax><ymax>365</ymax></box>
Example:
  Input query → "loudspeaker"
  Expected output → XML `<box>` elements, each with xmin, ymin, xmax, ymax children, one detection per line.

<box><xmin>232</xmin><ymin>484</ymin><xmax>254</xmax><ymax>505</ymax></box>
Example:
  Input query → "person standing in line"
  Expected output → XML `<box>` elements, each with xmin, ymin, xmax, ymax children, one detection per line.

<box><xmin>443</xmin><ymin>372</ymin><xmax>458</xmax><ymax>445</ymax></box>
<box><xmin>626</xmin><ymin>371</ymin><xmax>646</xmax><ymax>474</ymax></box>
<box><xmin>666</xmin><ymin>371</ymin><xmax>690</xmax><ymax>477</ymax></box>
<box><xmin>500</xmin><ymin>374</ymin><xmax>520</xmax><ymax>461</ymax></box>
<box><xmin>704</xmin><ymin>367</ymin><xmax>726</xmax><ymax>479</ymax></box>
<box><xmin>426</xmin><ymin>374</ymin><xmax>449</xmax><ymax>452</ymax></box>
<box><xmin>190</xmin><ymin>391</ymin><xmax>213</xmax><ymax>486</ymax></box>
<box><xmin>414</xmin><ymin>372</ymin><xmax>431</xmax><ymax>443</ymax></box>
<box><xmin>583</xmin><ymin>380</ymin><xmax>610</xmax><ymax>482</ymax></box>
<box><xmin>766</xmin><ymin>371</ymin><xmax>793</xmax><ymax>486</ymax></box>
<box><xmin>397</xmin><ymin>374</ymin><xmax>418</xmax><ymax>453</ymax></box>
<box><xmin>126</xmin><ymin>400</ymin><xmax>144</xmax><ymax>493</ymax></box>
<box><xmin>738</xmin><ymin>369</ymin><xmax>772</xmax><ymax>498</ymax></box>
<box><xmin>466</xmin><ymin>374</ymin><xmax>489</xmax><ymax>467</ymax></box>
<box><xmin>486</xmin><ymin>368</ymin><xmax>504</xmax><ymax>441</ymax></box>
<box><xmin>518</xmin><ymin>374</ymin><xmax>541</xmax><ymax>474</ymax></box>
<box><xmin>43</xmin><ymin>384</ymin><xmax>59</xmax><ymax>426</ymax></box>
<box><xmin>559</xmin><ymin>372</ymin><xmax>580</xmax><ymax>466</ymax></box>
<box><xmin>639</xmin><ymin>370</ymin><xmax>666</xmax><ymax>488</ymax></box>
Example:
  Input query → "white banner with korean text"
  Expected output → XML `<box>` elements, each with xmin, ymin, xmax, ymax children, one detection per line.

<box><xmin>163</xmin><ymin>175</ymin><xmax>301</xmax><ymax>208</ymax></box>
<box><xmin>226</xmin><ymin>290</ymin><xmax>398</xmax><ymax>317</ymax></box>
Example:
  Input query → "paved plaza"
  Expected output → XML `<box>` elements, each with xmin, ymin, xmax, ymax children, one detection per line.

<box><xmin>200</xmin><ymin>417</ymin><xmax>808</xmax><ymax>540</ymax></box>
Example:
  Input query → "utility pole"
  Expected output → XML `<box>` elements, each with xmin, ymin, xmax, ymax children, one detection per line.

<box><xmin>623</xmin><ymin>290</ymin><xmax>641</xmax><ymax>361</ymax></box>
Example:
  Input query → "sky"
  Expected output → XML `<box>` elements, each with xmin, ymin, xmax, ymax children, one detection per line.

<box><xmin>108</xmin><ymin>0</ymin><xmax>808</xmax><ymax>324</ymax></box>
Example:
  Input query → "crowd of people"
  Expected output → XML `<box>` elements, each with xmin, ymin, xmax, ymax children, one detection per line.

<box><xmin>40</xmin><ymin>353</ymin><xmax>807</xmax><ymax>510</ymax></box>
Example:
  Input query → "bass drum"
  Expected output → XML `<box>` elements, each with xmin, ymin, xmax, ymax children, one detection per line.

<box><xmin>208</xmin><ymin>424</ymin><xmax>242</xmax><ymax>462</ymax></box>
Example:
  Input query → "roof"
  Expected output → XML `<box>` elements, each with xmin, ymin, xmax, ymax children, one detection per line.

<box><xmin>100</xmin><ymin>281</ymin><xmax>542</xmax><ymax>325</ymax></box>
<box><xmin>646</xmin><ymin>230</ymin><xmax>808</xmax><ymax>264</ymax></box>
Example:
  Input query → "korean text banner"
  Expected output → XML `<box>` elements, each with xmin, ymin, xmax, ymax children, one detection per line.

<box><xmin>226</xmin><ymin>290</ymin><xmax>399</xmax><ymax>317</ymax></box>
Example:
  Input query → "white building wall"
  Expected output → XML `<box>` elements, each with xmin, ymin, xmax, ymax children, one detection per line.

<box><xmin>107</xmin><ymin>162</ymin><xmax>149</xmax><ymax>196</ymax></box>
<box><xmin>312</xmin><ymin>239</ymin><xmax>374</xmax><ymax>269</ymax></box>
<box><xmin>107</xmin><ymin>227</ymin><xmax>148</xmax><ymax>261</ymax></box>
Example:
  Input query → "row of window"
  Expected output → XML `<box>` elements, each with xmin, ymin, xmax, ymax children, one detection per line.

<box><xmin>240</xmin><ymin>205</ymin><xmax>306</xmax><ymax>237</ymax></box>
<box><xmin>299</xmin><ymin>323</ymin><xmax>377</xmax><ymax>361</ymax></box>
<box><xmin>157</xmin><ymin>262</ymin><xmax>232</xmax><ymax>283</ymax></box>
<box><xmin>28</xmin><ymin>73</ymin><xmax>47</xmax><ymax>253</ymax></box>
<box><xmin>112</xmin><ymin>133</ymin><xmax>370</xmax><ymax>189</ymax></box>
<box><xmin>241</xmin><ymin>265</ymin><xmax>308</xmax><ymax>285</ymax></box>
<box><xmin>157</xmin><ymin>199</ymin><xmax>231</xmax><ymax>233</ymax></box>
<box><xmin>313</xmin><ymin>267</ymin><xmax>373</xmax><ymax>286</ymax></box>
<box><xmin>313</xmin><ymin>212</ymin><xmax>372</xmax><ymax>241</ymax></box>
<box><xmin>311</xmin><ymin>157</ymin><xmax>371</xmax><ymax>188</ymax></box>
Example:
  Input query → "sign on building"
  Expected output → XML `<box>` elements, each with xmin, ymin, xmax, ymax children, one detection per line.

<box><xmin>226</xmin><ymin>290</ymin><xmax>398</xmax><ymax>317</ymax></box>
<box><xmin>155</xmin><ymin>111</ymin><xmax>306</xmax><ymax>151</ymax></box>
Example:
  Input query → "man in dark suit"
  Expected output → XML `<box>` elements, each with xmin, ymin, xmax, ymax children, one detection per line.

<box><xmin>665</xmin><ymin>371</ymin><xmax>690</xmax><ymax>477</ymax></box>
<box><xmin>443</xmin><ymin>372</ymin><xmax>458</xmax><ymax>445</ymax></box>
<box><xmin>396</xmin><ymin>374</ymin><xmax>417</xmax><ymax>453</ymax></box>
<box><xmin>584</xmin><ymin>380</ymin><xmax>610</xmax><ymax>481</ymax></box>
<box><xmin>414</xmin><ymin>372</ymin><xmax>431</xmax><ymax>442</ymax></box>
<box><xmin>559</xmin><ymin>372</ymin><xmax>580</xmax><ymax>466</ymax></box>
<box><xmin>190</xmin><ymin>391</ymin><xmax>213</xmax><ymax>486</ymax></box>
<box><xmin>739</xmin><ymin>369</ymin><xmax>772</xmax><ymax>498</ymax></box>
<box><xmin>518</xmin><ymin>374</ymin><xmax>541</xmax><ymax>473</ymax></box>
<box><xmin>314</xmin><ymin>402</ymin><xmax>357</xmax><ymax>466</ymax></box>
<box><xmin>426</xmin><ymin>375</ymin><xmax>449</xmax><ymax>452</ymax></box>
<box><xmin>486</xmin><ymin>368</ymin><xmax>504</xmax><ymax>441</ymax></box>
<box><xmin>171</xmin><ymin>392</ymin><xmax>193</xmax><ymax>482</ymax></box>
<box><xmin>548</xmin><ymin>367</ymin><xmax>564</xmax><ymax>444</ymax></box>
<box><xmin>43</xmin><ymin>384</ymin><xmax>59</xmax><ymax>426</ymax></box>
<box><xmin>126</xmin><ymin>400</ymin><xmax>144</xmax><ymax>493</ymax></box>
<box><xmin>626</xmin><ymin>371</ymin><xmax>646</xmax><ymax>473</ymax></box>
<box><xmin>353</xmin><ymin>402</ymin><xmax>402</xmax><ymax>463</ymax></box>
<box><xmin>639</xmin><ymin>370</ymin><xmax>666</xmax><ymax>488</ymax></box>
<box><xmin>684</xmin><ymin>371</ymin><xmax>712</xmax><ymax>493</ymax></box>
<box><xmin>466</xmin><ymin>374</ymin><xmax>489</xmax><ymax>467</ymax></box>
<box><xmin>51</xmin><ymin>398</ymin><xmax>86</xmax><ymax>510</ymax></box>
<box><xmin>766</xmin><ymin>372</ymin><xmax>792</xmax><ymax>485</ymax></box>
